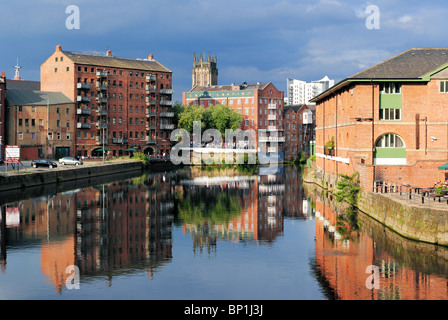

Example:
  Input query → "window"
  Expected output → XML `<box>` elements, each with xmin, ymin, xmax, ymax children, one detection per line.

<box><xmin>18</xmin><ymin>119</ymin><xmax>23</xmax><ymax>126</ymax></box>
<box><xmin>67</xmin><ymin>133</ymin><xmax>71</xmax><ymax>140</ymax></box>
<box><xmin>48</xmin><ymin>132</ymin><xmax>53</xmax><ymax>140</ymax></box>
<box><xmin>31</xmin><ymin>119</ymin><xmax>35</xmax><ymax>126</ymax></box>
<box><xmin>379</xmin><ymin>108</ymin><xmax>401</xmax><ymax>120</ymax></box>
<box><xmin>18</xmin><ymin>132</ymin><xmax>23</xmax><ymax>140</ymax></box>
<box><xmin>57</xmin><ymin>132</ymin><xmax>61</xmax><ymax>140</ymax></box>
<box><xmin>375</xmin><ymin>133</ymin><xmax>405</xmax><ymax>148</ymax></box>
<box><xmin>440</xmin><ymin>81</ymin><xmax>448</xmax><ymax>93</ymax></box>
<box><xmin>380</xmin><ymin>82</ymin><xmax>401</xmax><ymax>94</ymax></box>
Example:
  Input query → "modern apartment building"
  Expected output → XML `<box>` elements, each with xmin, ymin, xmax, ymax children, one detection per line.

<box><xmin>286</xmin><ymin>76</ymin><xmax>334</xmax><ymax>105</ymax></box>
<box><xmin>311</xmin><ymin>48</ymin><xmax>448</xmax><ymax>189</ymax></box>
<box><xmin>183</xmin><ymin>82</ymin><xmax>285</xmax><ymax>157</ymax></box>
<box><xmin>41</xmin><ymin>45</ymin><xmax>174</xmax><ymax>158</ymax></box>
<box><xmin>283</xmin><ymin>104</ymin><xmax>315</xmax><ymax>160</ymax></box>
<box><xmin>5</xmin><ymin>89</ymin><xmax>75</xmax><ymax>160</ymax></box>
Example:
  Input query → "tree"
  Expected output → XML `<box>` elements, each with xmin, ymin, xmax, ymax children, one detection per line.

<box><xmin>172</xmin><ymin>103</ymin><xmax>184</xmax><ymax>128</ymax></box>
<box><xmin>177</xmin><ymin>104</ymin><xmax>242</xmax><ymax>137</ymax></box>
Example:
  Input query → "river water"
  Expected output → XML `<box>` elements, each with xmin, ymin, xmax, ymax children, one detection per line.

<box><xmin>0</xmin><ymin>165</ymin><xmax>447</xmax><ymax>300</ymax></box>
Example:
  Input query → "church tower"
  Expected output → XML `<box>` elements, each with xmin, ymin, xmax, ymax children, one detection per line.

<box><xmin>192</xmin><ymin>52</ymin><xmax>218</xmax><ymax>88</ymax></box>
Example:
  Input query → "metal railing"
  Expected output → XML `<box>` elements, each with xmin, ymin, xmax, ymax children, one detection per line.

<box><xmin>373</xmin><ymin>179</ymin><xmax>448</xmax><ymax>206</ymax></box>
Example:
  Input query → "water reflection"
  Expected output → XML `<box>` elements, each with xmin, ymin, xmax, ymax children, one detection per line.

<box><xmin>308</xmin><ymin>186</ymin><xmax>448</xmax><ymax>300</ymax></box>
<box><xmin>1</xmin><ymin>165</ymin><xmax>446</xmax><ymax>299</ymax></box>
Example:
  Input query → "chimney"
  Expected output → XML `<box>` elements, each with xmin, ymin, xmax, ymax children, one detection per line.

<box><xmin>106</xmin><ymin>49</ymin><xmax>112</xmax><ymax>56</ymax></box>
<box><xmin>56</xmin><ymin>44</ymin><xmax>62</xmax><ymax>52</ymax></box>
<box><xmin>148</xmin><ymin>54</ymin><xmax>154</xmax><ymax>61</ymax></box>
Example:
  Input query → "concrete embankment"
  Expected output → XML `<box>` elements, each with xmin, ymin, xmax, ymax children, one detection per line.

<box><xmin>0</xmin><ymin>160</ymin><xmax>144</xmax><ymax>192</ymax></box>
<box><xmin>303</xmin><ymin>166</ymin><xmax>448</xmax><ymax>247</ymax></box>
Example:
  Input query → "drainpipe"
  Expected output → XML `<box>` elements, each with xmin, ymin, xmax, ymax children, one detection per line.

<box><xmin>371</xmin><ymin>80</ymin><xmax>376</xmax><ymax>189</ymax></box>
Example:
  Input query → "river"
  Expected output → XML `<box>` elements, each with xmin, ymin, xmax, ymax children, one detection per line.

<box><xmin>0</xmin><ymin>165</ymin><xmax>447</xmax><ymax>300</ymax></box>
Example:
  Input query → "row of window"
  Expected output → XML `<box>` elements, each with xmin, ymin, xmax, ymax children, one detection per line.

<box><xmin>76</xmin><ymin>66</ymin><xmax>170</xmax><ymax>80</ymax></box>
<box><xmin>18</xmin><ymin>119</ymin><xmax>70</xmax><ymax>127</ymax></box>
<box><xmin>17</xmin><ymin>131</ymin><xmax>71</xmax><ymax>141</ymax></box>
<box><xmin>75</xmin><ymin>131</ymin><xmax>171</xmax><ymax>140</ymax></box>
<box><xmin>77</xmin><ymin>78</ymin><xmax>171</xmax><ymax>89</ymax></box>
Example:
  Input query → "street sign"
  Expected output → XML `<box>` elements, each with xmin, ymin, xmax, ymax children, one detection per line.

<box><xmin>5</xmin><ymin>145</ymin><xmax>20</xmax><ymax>164</ymax></box>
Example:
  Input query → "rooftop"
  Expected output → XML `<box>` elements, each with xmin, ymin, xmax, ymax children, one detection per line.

<box><xmin>350</xmin><ymin>48</ymin><xmax>448</xmax><ymax>79</ymax></box>
<box><xmin>6</xmin><ymin>90</ymin><xmax>73</xmax><ymax>106</ymax></box>
<box><xmin>61</xmin><ymin>50</ymin><xmax>172</xmax><ymax>73</ymax></box>
<box><xmin>190</xmin><ymin>82</ymin><xmax>270</xmax><ymax>92</ymax></box>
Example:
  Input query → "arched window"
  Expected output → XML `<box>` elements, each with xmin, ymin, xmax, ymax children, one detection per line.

<box><xmin>374</xmin><ymin>133</ymin><xmax>406</xmax><ymax>165</ymax></box>
<box><xmin>375</xmin><ymin>133</ymin><xmax>405</xmax><ymax>148</ymax></box>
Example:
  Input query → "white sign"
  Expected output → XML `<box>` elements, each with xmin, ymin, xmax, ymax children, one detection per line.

<box><xmin>5</xmin><ymin>145</ymin><xmax>20</xmax><ymax>164</ymax></box>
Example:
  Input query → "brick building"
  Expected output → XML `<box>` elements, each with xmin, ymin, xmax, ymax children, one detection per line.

<box><xmin>311</xmin><ymin>48</ymin><xmax>448</xmax><ymax>189</ymax></box>
<box><xmin>41</xmin><ymin>45</ymin><xmax>174</xmax><ymax>158</ymax></box>
<box><xmin>5</xmin><ymin>90</ymin><xmax>75</xmax><ymax>160</ymax></box>
<box><xmin>0</xmin><ymin>73</ymin><xmax>5</xmax><ymax>160</ymax></box>
<box><xmin>283</xmin><ymin>104</ymin><xmax>315</xmax><ymax>160</ymax></box>
<box><xmin>183</xmin><ymin>82</ymin><xmax>285</xmax><ymax>157</ymax></box>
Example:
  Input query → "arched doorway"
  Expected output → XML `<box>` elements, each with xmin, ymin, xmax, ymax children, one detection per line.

<box><xmin>143</xmin><ymin>147</ymin><xmax>156</xmax><ymax>156</ymax></box>
<box><xmin>374</xmin><ymin>133</ymin><xmax>406</xmax><ymax>165</ymax></box>
<box><xmin>91</xmin><ymin>147</ymin><xmax>110</xmax><ymax>158</ymax></box>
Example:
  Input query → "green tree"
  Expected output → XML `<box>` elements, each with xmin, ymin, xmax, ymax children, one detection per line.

<box><xmin>172</xmin><ymin>103</ymin><xmax>184</xmax><ymax>128</ymax></box>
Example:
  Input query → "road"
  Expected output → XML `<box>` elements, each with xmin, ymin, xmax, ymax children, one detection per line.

<box><xmin>0</xmin><ymin>160</ymin><xmax>110</xmax><ymax>173</ymax></box>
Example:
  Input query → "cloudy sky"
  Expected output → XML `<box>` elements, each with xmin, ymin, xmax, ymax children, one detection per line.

<box><xmin>1</xmin><ymin>0</ymin><xmax>447</xmax><ymax>102</ymax></box>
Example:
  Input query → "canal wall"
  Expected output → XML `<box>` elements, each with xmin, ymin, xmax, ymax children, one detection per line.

<box><xmin>0</xmin><ymin>160</ymin><xmax>144</xmax><ymax>192</ymax></box>
<box><xmin>303</xmin><ymin>166</ymin><xmax>448</xmax><ymax>247</ymax></box>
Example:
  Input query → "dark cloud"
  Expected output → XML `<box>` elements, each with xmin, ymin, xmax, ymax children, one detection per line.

<box><xmin>1</xmin><ymin>0</ymin><xmax>448</xmax><ymax>101</ymax></box>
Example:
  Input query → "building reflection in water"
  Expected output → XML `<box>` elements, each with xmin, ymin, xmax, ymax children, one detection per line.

<box><xmin>0</xmin><ymin>172</ymin><xmax>175</xmax><ymax>294</ymax></box>
<box><xmin>310</xmin><ymin>189</ymin><xmax>448</xmax><ymax>300</ymax></box>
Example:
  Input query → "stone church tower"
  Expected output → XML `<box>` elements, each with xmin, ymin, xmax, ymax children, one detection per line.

<box><xmin>192</xmin><ymin>53</ymin><xmax>218</xmax><ymax>88</ymax></box>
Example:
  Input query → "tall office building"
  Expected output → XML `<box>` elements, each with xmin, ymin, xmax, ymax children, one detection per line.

<box><xmin>286</xmin><ymin>76</ymin><xmax>334</xmax><ymax>105</ymax></box>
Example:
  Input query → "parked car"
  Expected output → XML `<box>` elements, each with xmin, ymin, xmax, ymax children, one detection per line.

<box><xmin>32</xmin><ymin>159</ymin><xmax>58</xmax><ymax>169</ymax></box>
<box><xmin>59</xmin><ymin>157</ymin><xmax>83</xmax><ymax>166</ymax></box>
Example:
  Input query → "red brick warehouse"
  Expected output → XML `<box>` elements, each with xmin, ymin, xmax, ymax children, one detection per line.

<box><xmin>41</xmin><ymin>45</ymin><xmax>174</xmax><ymax>158</ymax></box>
<box><xmin>311</xmin><ymin>48</ymin><xmax>448</xmax><ymax>190</ymax></box>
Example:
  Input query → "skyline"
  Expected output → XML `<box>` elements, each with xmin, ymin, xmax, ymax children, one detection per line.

<box><xmin>1</xmin><ymin>0</ymin><xmax>448</xmax><ymax>102</ymax></box>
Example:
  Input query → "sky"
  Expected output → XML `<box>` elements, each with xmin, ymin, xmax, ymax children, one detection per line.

<box><xmin>1</xmin><ymin>0</ymin><xmax>448</xmax><ymax>102</ymax></box>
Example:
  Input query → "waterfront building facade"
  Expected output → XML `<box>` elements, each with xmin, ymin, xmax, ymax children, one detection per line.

<box><xmin>183</xmin><ymin>82</ymin><xmax>285</xmax><ymax>156</ymax></box>
<box><xmin>41</xmin><ymin>45</ymin><xmax>174</xmax><ymax>158</ymax></box>
<box><xmin>5</xmin><ymin>90</ymin><xmax>75</xmax><ymax>160</ymax></box>
<box><xmin>0</xmin><ymin>73</ymin><xmax>5</xmax><ymax>159</ymax></box>
<box><xmin>311</xmin><ymin>48</ymin><xmax>448</xmax><ymax>189</ymax></box>
<box><xmin>283</xmin><ymin>104</ymin><xmax>315</xmax><ymax>160</ymax></box>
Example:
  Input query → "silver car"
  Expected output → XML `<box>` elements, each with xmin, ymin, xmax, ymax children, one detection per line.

<box><xmin>59</xmin><ymin>157</ymin><xmax>83</xmax><ymax>166</ymax></box>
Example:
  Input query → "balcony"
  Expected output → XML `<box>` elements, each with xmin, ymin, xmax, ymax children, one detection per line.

<box><xmin>160</xmin><ymin>89</ymin><xmax>174</xmax><ymax>95</ymax></box>
<box><xmin>160</xmin><ymin>124</ymin><xmax>174</xmax><ymax>130</ymax></box>
<box><xmin>77</xmin><ymin>83</ymin><xmax>91</xmax><ymax>90</ymax></box>
<box><xmin>96</xmin><ymin>122</ymin><xmax>108</xmax><ymax>129</ymax></box>
<box><xmin>77</xmin><ymin>96</ymin><xmax>91</xmax><ymax>102</ymax></box>
<box><xmin>268</xmin><ymin>103</ymin><xmax>277</xmax><ymax>109</ymax></box>
<box><xmin>258</xmin><ymin>136</ymin><xmax>285</xmax><ymax>143</ymax></box>
<box><xmin>146</xmin><ymin>110</ymin><xmax>157</xmax><ymax>117</ymax></box>
<box><xmin>160</xmin><ymin>100</ymin><xmax>174</xmax><ymax>106</ymax></box>
<box><xmin>76</xmin><ymin>108</ymin><xmax>91</xmax><ymax>115</ymax></box>
<box><xmin>95</xmin><ymin>137</ymin><xmax>108</xmax><ymax>145</ymax></box>
<box><xmin>145</xmin><ymin>85</ymin><xmax>156</xmax><ymax>93</ymax></box>
<box><xmin>96</xmin><ymin>95</ymin><xmax>108</xmax><ymax>103</ymax></box>
<box><xmin>145</xmin><ymin>136</ymin><xmax>156</xmax><ymax>144</ymax></box>
<box><xmin>146</xmin><ymin>74</ymin><xmax>157</xmax><ymax>82</ymax></box>
<box><xmin>146</xmin><ymin>124</ymin><xmax>156</xmax><ymax>130</ymax></box>
<box><xmin>160</xmin><ymin>112</ymin><xmax>174</xmax><ymax>117</ymax></box>
<box><xmin>77</xmin><ymin>123</ymin><xmax>91</xmax><ymax>129</ymax></box>
<box><xmin>96</xmin><ymin>82</ymin><xmax>108</xmax><ymax>91</ymax></box>
<box><xmin>268</xmin><ymin>115</ymin><xmax>277</xmax><ymax>120</ymax></box>
<box><xmin>267</xmin><ymin>126</ymin><xmax>280</xmax><ymax>131</ymax></box>
<box><xmin>96</xmin><ymin>70</ymin><xmax>109</xmax><ymax>78</ymax></box>
<box><xmin>146</xmin><ymin>97</ymin><xmax>156</xmax><ymax>106</ymax></box>
<box><xmin>268</xmin><ymin>147</ymin><xmax>279</xmax><ymax>153</ymax></box>
<box><xmin>112</xmin><ymin>138</ymin><xmax>128</xmax><ymax>144</ymax></box>
<box><xmin>96</xmin><ymin>108</ymin><xmax>108</xmax><ymax>116</ymax></box>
